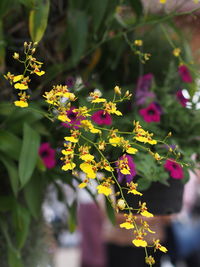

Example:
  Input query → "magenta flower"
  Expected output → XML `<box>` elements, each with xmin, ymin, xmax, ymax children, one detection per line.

<box><xmin>62</xmin><ymin>107</ymin><xmax>85</xmax><ymax>129</ymax></box>
<box><xmin>116</xmin><ymin>154</ymin><xmax>136</xmax><ymax>183</ymax></box>
<box><xmin>139</xmin><ymin>102</ymin><xmax>161</xmax><ymax>123</ymax></box>
<box><xmin>176</xmin><ymin>89</ymin><xmax>188</xmax><ymax>107</ymax></box>
<box><xmin>164</xmin><ymin>159</ymin><xmax>184</xmax><ymax>179</ymax></box>
<box><xmin>91</xmin><ymin>110</ymin><xmax>112</xmax><ymax>125</ymax></box>
<box><xmin>178</xmin><ymin>65</ymin><xmax>192</xmax><ymax>83</ymax></box>
<box><xmin>39</xmin><ymin>143</ymin><xmax>56</xmax><ymax>169</ymax></box>
<box><xmin>135</xmin><ymin>73</ymin><xmax>155</xmax><ymax>106</ymax></box>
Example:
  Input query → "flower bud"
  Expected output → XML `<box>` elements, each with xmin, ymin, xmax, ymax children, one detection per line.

<box><xmin>117</xmin><ymin>199</ymin><xmax>126</xmax><ymax>210</ymax></box>
<box><xmin>114</xmin><ymin>85</ymin><xmax>121</xmax><ymax>95</ymax></box>
<box><xmin>13</xmin><ymin>52</ymin><xmax>19</xmax><ymax>60</ymax></box>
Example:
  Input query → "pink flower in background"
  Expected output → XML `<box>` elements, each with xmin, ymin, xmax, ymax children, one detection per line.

<box><xmin>164</xmin><ymin>159</ymin><xmax>184</xmax><ymax>179</ymax></box>
<box><xmin>176</xmin><ymin>89</ymin><xmax>189</xmax><ymax>107</ymax></box>
<box><xmin>135</xmin><ymin>73</ymin><xmax>155</xmax><ymax>106</ymax></box>
<box><xmin>116</xmin><ymin>154</ymin><xmax>136</xmax><ymax>183</ymax></box>
<box><xmin>178</xmin><ymin>65</ymin><xmax>192</xmax><ymax>83</ymax></box>
<box><xmin>91</xmin><ymin>110</ymin><xmax>112</xmax><ymax>125</ymax></box>
<box><xmin>39</xmin><ymin>143</ymin><xmax>56</xmax><ymax>169</ymax></box>
<box><xmin>62</xmin><ymin>107</ymin><xmax>85</xmax><ymax>129</ymax></box>
<box><xmin>139</xmin><ymin>102</ymin><xmax>161</xmax><ymax>123</ymax></box>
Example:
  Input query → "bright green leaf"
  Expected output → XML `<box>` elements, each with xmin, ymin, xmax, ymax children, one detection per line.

<box><xmin>105</xmin><ymin>198</ymin><xmax>115</xmax><ymax>225</ymax></box>
<box><xmin>8</xmin><ymin>248</ymin><xmax>24</xmax><ymax>267</ymax></box>
<box><xmin>19</xmin><ymin>123</ymin><xmax>40</xmax><ymax>188</ymax></box>
<box><xmin>29</xmin><ymin>0</ymin><xmax>50</xmax><ymax>42</ymax></box>
<box><xmin>67</xmin><ymin>201</ymin><xmax>77</xmax><ymax>233</ymax></box>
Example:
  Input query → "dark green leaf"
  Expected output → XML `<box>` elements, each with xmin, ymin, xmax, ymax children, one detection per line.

<box><xmin>19</xmin><ymin>0</ymin><xmax>35</xmax><ymax>8</ymax></box>
<box><xmin>0</xmin><ymin>196</ymin><xmax>14</xmax><ymax>212</ymax></box>
<box><xmin>24</xmin><ymin>171</ymin><xmax>45</xmax><ymax>219</ymax></box>
<box><xmin>128</xmin><ymin>0</ymin><xmax>143</xmax><ymax>17</ymax></box>
<box><xmin>0</xmin><ymin>130</ymin><xmax>21</xmax><ymax>160</ymax></box>
<box><xmin>29</xmin><ymin>0</ymin><xmax>50</xmax><ymax>42</ymax></box>
<box><xmin>105</xmin><ymin>198</ymin><xmax>115</xmax><ymax>225</ymax></box>
<box><xmin>91</xmin><ymin>0</ymin><xmax>108</xmax><ymax>32</ymax></box>
<box><xmin>12</xmin><ymin>204</ymin><xmax>30</xmax><ymax>249</ymax></box>
<box><xmin>0</xmin><ymin>0</ymin><xmax>17</xmax><ymax>18</ymax></box>
<box><xmin>67</xmin><ymin>9</ymin><xmax>88</xmax><ymax>66</ymax></box>
<box><xmin>0</xmin><ymin>155</ymin><xmax>19</xmax><ymax>196</ymax></box>
<box><xmin>19</xmin><ymin>123</ymin><xmax>40</xmax><ymax>188</ymax></box>
<box><xmin>137</xmin><ymin>178</ymin><xmax>151</xmax><ymax>191</ymax></box>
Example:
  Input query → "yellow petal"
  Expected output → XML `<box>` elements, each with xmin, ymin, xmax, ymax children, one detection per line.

<box><xmin>14</xmin><ymin>83</ymin><xmax>28</xmax><ymax>90</ymax></box>
<box><xmin>120</xmin><ymin>168</ymin><xmax>130</xmax><ymax>175</ymax></box>
<box><xmin>120</xmin><ymin>222</ymin><xmax>134</xmax><ymax>229</ymax></box>
<box><xmin>14</xmin><ymin>100</ymin><xmax>28</xmax><ymax>108</ymax></box>
<box><xmin>64</xmin><ymin>136</ymin><xmax>78</xmax><ymax>143</ymax></box>
<box><xmin>132</xmin><ymin>239</ymin><xmax>147</xmax><ymax>247</ymax></box>
<box><xmin>80</xmin><ymin>154</ymin><xmax>94</xmax><ymax>161</ymax></box>
<box><xmin>79</xmin><ymin>182</ymin><xmax>87</xmax><ymax>189</ymax></box>
<box><xmin>58</xmin><ymin>115</ymin><xmax>71</xmax><ymax>122</ymax></box>
<box><xmin>115</xmin><ymin>110</ymin><xmax>122</xmax><ymax>116</ymax></box>
<box><xmin>126</xmin><ymin>147</ymin><xmax>138</xmax><ymax>154</ymax></box>
<box><xmin>91</xmin><ymin>98</ymin><xmax>106</xmax><ymax>103</ymax></box>
<box><xmin>109</xmin><ymin>137</ymin><xmax>121</xmax><ymax>147</ymax></box>
<box><xmin>35</xmin><ymin>70</ymin><xmax>45</xmax><ymax>76</ymax></box>
<box><xmin>104</xmin><ymin>166</ymin><xmax>114</xmax><ymax>172</ymax></box>
<box><xmin>61</xmin><ymin>149</ymin><xmax>73</xmax><ymax>155</ymax></box>
<box><xmin>140</xmin><ymin>210</ymin><xmax>154</xmax><ymax>218</ymax></box>
<box><xmin>159</xmin><ymin>246</ymin><xmax>168</xmax><ymax>253</ymax></box>
<box><xmin>128</xmin><ymin>189</ymin><xmax>143</xmax><ymax>196</ymax></box>
<box><xmin>13</xmin><ymin>75</ymin><xmax>23</xmax><ymax>82</ymax></box>
<box><xmin>62</xmin><ymin>162</ymin><xmax>76</xmax><ymax>171</ymax></box>
<box><xmin>80</xmin><ymin>163</ymin><xmax>96</xmax><ymax>179</ymax></box>
<box><xmin>96</xmin><ymin>185</ymin><xmax>112</xmax><ymax>196</ymax></box>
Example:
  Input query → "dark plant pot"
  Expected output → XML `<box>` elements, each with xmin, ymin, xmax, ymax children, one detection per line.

<box><xmin>120</xmin><ymin>179</ymin><xmax>184</xmax><ymax>215</ymax></box>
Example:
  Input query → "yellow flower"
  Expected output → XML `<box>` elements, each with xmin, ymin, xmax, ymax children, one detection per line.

<box><xmin>34</xmin><ymin>70</ymin><xmax>45</xmax><ymax>76</ymax></box>
<box><xmin>96</xmin><ymin>184</ymin><xmax>112</xmax><ymax>196</ymax></box>
<box><xmin>91</xmin><ymin>98</ymin><xmax>106</xmax><ymax>103</ymax></box>
<box><xmin>154</xmin><ymin>239</ymin><xmax>168</xmax><ymax>253</ymax></box>
<box><xmin>145</xmin><ymin>256</ymin><xmax>155</xmax><ymax>265</ymax></box>
<box><xmin>132</xmin><ymin>239</ymin><xmax>147</xmax><ymax>247</ymax></box>
<box><xmin>80</xmin><ymin>162</ymin><xmax>96</xmax><ymax>179</ymax></box>
<box><xmin>79</xmin><ymin>182</ymin><xmax>87</xmax><ymax>189</ymax></box>
<box><xmin>109</xmin><ymin>137</ymin><xmax>121</xmax><ymax>147</ymax></box>
<box><xmin>14</xmin><ymin>100</ymin><xmax>28</xmax><ymax>108</ymax></box>
<box><xmin>64</xmin><ymin>136</ymin><xmax>78</xmax><ymax>143</ymax></box>
<box><xmin>58</xmin><ymin>114</ymin><xmax>71</xmax><ymax>122</ymax></box>
<box><xmin>134</xmin><ymin>40</ymin><xmax>143</xmax><ymax>46</ymax></box>
<box><xmin>173</xmin><ymin>48</ymin><xmax>181</xmax><ymax>57</ymax></box>
<box><xmin>104</xmin><ymin>102</ymin><xmax>122</xmax><ymax>116</ymax></box>
<box><xmin>114</xmin><ymin>85</ymin><xmax>121</xmax><ymax>95</ymax></box>
<box><xmin>159</xmin><ymin>0</ymin><xmax>166</xmax><ymax>3</ymax></box>
<box><xmin>120</xmin><ymin>168</ymin><xmax>130</xmax><ymax>175</ymax></box>
<box><xmin>126</xmin><ymin>147</ymin><xmax>138</xmax><ymax>154</ymax></box>
<box><xmin>80</xmin><ymin>154</ymin><xmax>94</xmax><ymax>161</ymax></box>
<box><xmin>128</xmin><ymin>189</ymin><xmax>142</xmax><ymax>196</ymax></box>
<box><xmin>104</xmin><ymin>165</ymin><xmax>113</xmax><ymax>172</ymax></box>
<box><xmin>13</xmin><ymin>52</ymin><xmax>19</xmax><ymax>59</ymax></box>
<box><xmin>117</xmin><ymin>199</ymin><xmax>126</xmax><ymax>210</ymax></box>
<box><xmin>120</xmin><ymin>222</ymin><xmax>134</xmax><ymax>229</ymax></box>
<box><xmin>13</xmin><ymin>75</ymin><xmax>23</xmax><ymax>82</ymax></box>
<box><xmin>62</xmin><ymin>162</ymin><xmax>76</xmax><ymax>171</ymax></box>
<box><xmin>140</xmin><ymin>210</ymin><xmax>154</xmax><ymax>218</ymax></box>
<box><xmin>14</xmin><ymin>83</ymin><xmax>28</xmax><ymax>90</ymax></box>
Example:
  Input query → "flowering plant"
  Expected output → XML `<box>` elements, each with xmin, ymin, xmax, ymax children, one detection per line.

<box><xmin>1</xmin><ymin>0</ymin><xmax>200</xmax><ymax>266</ymax></box>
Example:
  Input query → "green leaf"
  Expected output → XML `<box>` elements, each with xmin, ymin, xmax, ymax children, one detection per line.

<box><xmin>24</xmin><ymin>171</ymin><xmax>45</xmax><ymax>219</ymax></box>
<box><xmin>19</xmin><ymin>0</ymin><xmax>35</xmax><ymax>8</ymax></box>
<box><xmin>29</xmin><ymin>0</ymin><xmax>50</xmax><ymax>42</ymax></box>
<box><xmin>67</xmin><ymin>9</ymin><xmax>88</xmax><ymax>66</ymax></box>
<box><xmin>91</xmin><ymin>0</ymin><xmax>108</xmax><ymax>32</ymax></box>
<box><xmin>0</xmin><ymin>130</ymin><xmax>21</xmax><ymax>161</ymax></box>
<box><xmin>19</xmin><ymin>123</ymin><xmax>40</xmax><ymax>188</ymax></box>
<box><xmin>67</xmin><ymin>201</ymin><xmax>77</xmax><ymax>232</ymax></box>
<box><xmin>128</xmin><ymin>0</ymin><xmax>143</xmax><ymax>17</ymax></box>
<box><xmin>12</xmin><ymin>204</ymin><xmax>30</xmax><ymax>249</ymax></box>
<box><xmin>8</xmin><ymin>248</ymin><xmax>24</xmax><ymax>267</ymax></box>
<box><xmin>0</xmin><ymin>196</ymin><xmax>14</xmax><ymax>212</ymax></box>
<box><xmin>105</xmin><ymin>198</ymin><xmax>115</xmax><ymax>225</ymax></box>
<box><xmin>0</xmin><ymin>20</ymin><xmax>5</xmax><ymax>72</ymax></box>
<box><xmin>0</xmin><ymin>156</ymin><xmax>19</xmax><ymax>196</ymax></box>
<box><xmin>0</xmin><ymin>0</ymin><xmax>17</xmax><ymax>18</ymax></box>
<box><xmin>137</xmin><ymin>178</ymin><xmax>151</xmax><ymax>191</ymax></box>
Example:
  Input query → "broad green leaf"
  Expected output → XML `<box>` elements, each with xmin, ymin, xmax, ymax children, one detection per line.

<box><xmin>19</xmin><ymin>123</ymin><xmax>40</xmax><ymax>188</ymax></box>
<box><xmin>128</xmin><ymin>0</ymin><xmax>143</xmax><ymax>17</ymax></box>
<box><xmin>24</xmin><ymin>171</ymin><xmax>45</xmax><ymax>219</ymax></box>
<box><xmin>0</xmin><ymin>102</ymin><xmax>15</xmax><ymax>116</ymax></box>
<box><xmin>12</xmin><ymin>204</ymin><xmax>30</xmax><ymax>249</ymax></box>
<box><xmin>0</xmin><ymin>20</ymin><xmax>5</xmax><ymax>72</ymax></box>
<box><xmin>0</xmin><ymin>130</ymin><xmax>21</xmax><ymax>160</ymax></box>
<box><xmin>29</xmin><ymin>0</ymin><xmax>50</xmax><ymax>42</ymax></box>
<box><xmin>91</xmin><ymin>0</ymin><xmax>108</xmax><ymax>32</ymax></box>
<box><xmin>19</xmin><ymin>0</ymin><xmax>35</xmax><ymax>8</ymax></box>
<box><xmin>67</xmin><ymin>9</ymin><xmax>88</xmax><ymax>66</ymax></box>
<box><xmin>0</xmin><ymin>196</ymin><xmax>14</xmax><ymax>212</ymax></box>
<box><xmin>67</xmin><ymin>201</ymin><xmax>77</xmax><ymax>232</ymax></box>
<box><xmin>0</xmin><ymin>156</ymin><xmax>19</xmax><ymax>196</ymax></box>
<box><xmin>8</xmin><ymin>248</ymin><xmax>24</xmax><ymax>267</ymax></box>
<box><xmin>105</xmin><ymin>198</ymin><xmax>115</xmax><ymax>225</ymax></box>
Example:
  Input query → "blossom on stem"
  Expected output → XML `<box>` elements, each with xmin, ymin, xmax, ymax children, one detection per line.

<box><xmin>178</xmin><ymin>65</ymin><xmax>193</xmax><ymax>83</ymax></box>
<box><xmin>116</xmin><ymin>154</ymin><xmax>136</xmax><ymax>183</ymax></box>
<box><xmin>164</xmin><ymin>158</ymin><xmax>184</xmax><ymax>179</ymax></box>
<box><xmin>139</xmin><ymin>102</ymin><xmax>161</xmax><ymax>123</ymax></box>
<box><xmin>62</xmin><ymin>107</ymin><xmax>85</xmax><ymax>129</ymax></box>
<box><xmin>39</xmin><ymin>142</ymin><xmax>56</xmax><ymax>169</ymax></box>
<box><xmin>176</xmin><ymin>89</ymin><xmax>188</xmax><ymax>107</ymax></box>
<box><xmin>91</xmin><ymin>110</ymin><xmax>112</xmax><ymax>126</ymax></box>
